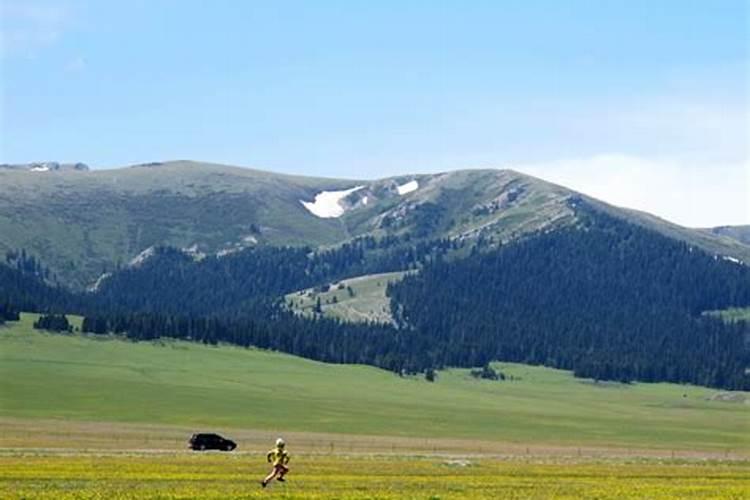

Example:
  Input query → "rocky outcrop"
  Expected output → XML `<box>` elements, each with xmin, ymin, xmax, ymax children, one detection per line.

<box><xmin>0</xmin><ymin>162</ymin><xmax>90</xmax><ymax>172</ymax></box>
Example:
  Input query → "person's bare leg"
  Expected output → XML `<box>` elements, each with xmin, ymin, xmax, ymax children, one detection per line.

<box><xmin>262</xmin><ymin>468</ymin><xmax>277</xmax><ymax>486</ymax></box>
<box><xmin>276</xmin><ymin>465</ymin><xmax>289</xmax><ymax>481</ymax></box>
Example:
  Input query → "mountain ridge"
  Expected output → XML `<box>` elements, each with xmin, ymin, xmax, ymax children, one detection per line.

<box><xmin>705</xmin><ymin>225</ymin><xmax>750</xmax><ymax>246</ymax></box>
<box><xmin>2</xmin><ymin>170</ymin><xmax>749</xmax><ymax>389</ymax></box>
<box><xmin>0</xmin><ymin>160</ymin><xmax>747</xmax><ymax>288</ymax></box>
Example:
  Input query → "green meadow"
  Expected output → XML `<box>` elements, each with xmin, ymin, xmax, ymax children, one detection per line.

<box><xmin>3</xmin><ymin>453</ymin><xmax>748</xmax><ymax>499</ymax></box>
<box><xmin>704</xmin><ymin>306</ymin><xmax>750</xmax><ymax>323</ymax></box>
<box><xmin>1</xmin><ymin>314</ymin><xmax>747</xmax><ymax>453</ymax></box>
<box><xmin>286</xmin><ymin>271</ymin><xmax>407</xmax><ymax>323</ymax></box>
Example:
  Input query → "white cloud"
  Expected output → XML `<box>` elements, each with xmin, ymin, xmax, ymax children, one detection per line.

<box><xmin>514</xmin><ymin>154</ymin><xmax>749</xmax><ymax>228</ymax></box>
<box><xmin>0</xmin><ymin>2</ymin><xmax>72</xmax><ymax>57</ymax></box>
<box><xmin>608</xmin><ymin>96</ymin><xmax>747</xmax><ymax>164</ymax></box>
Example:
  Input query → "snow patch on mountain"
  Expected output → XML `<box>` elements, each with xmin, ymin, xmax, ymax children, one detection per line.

<box><xmin>301</xmin><ymin>186</ymin><xmax>365</xmax><ymax>218</ymax></box>
<box><xmin>397</xmin><ymin>180</ymin><xmax>419</xmax><ymax>195</ymax></box>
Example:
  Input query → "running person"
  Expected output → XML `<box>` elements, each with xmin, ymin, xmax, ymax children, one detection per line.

<box><xmin>261</xmin><ymin>438</ymin><xmax>290</xmax><ymax>487</ymax></box>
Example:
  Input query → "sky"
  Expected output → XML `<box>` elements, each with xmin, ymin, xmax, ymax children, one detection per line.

<box><xmin>1</xmin><ymin>0</ymin><xmax>748</xmax><ymax>227</ymax></box>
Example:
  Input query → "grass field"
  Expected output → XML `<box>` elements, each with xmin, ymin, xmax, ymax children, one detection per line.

<box><xmin>1</xmin><ymin>314</ymin><xmax>748</xmax><ymax>455</ymax></box>
<box><xmin>704</xmin><ymin>307</ymin><xmax>750</xmax><ymax>323</ymax></box>
<box><xmin>286</xmin><ymin>271</ymin><xmax>407</xmax><ymax>323</ymax></box>
<box><xmin>1</xmin><ymin>452</ymin><xmax>748</xmax><ymax>499</ymax></box>
<box><xmin>2</xmin><ymin>313</ymin><xmax>750</xmax><ymax>498</ymax></box>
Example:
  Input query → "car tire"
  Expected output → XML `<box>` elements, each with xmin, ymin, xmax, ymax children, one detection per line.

<box><xmin>199</xmin><ymin>444</ymin><xmax>206</xmax><ymax>451</ymax></box>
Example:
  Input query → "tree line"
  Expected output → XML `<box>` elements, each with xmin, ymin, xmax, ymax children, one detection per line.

<box><xmin>2</xmin><ymin>203</ymin><xmax>749</xmax><ymax>389</ymax></box>
<box><xmin>0</xmin><ymin>259</ymin><xmax>81</xmax><ymax>314</ymax></box>
<box><xmin>33</xmin><ymin>313</ymin><xmax>72</xmax><ymax>332</ymax></box>
<box><xmin>0</xmin><ymin>302</ymin><xmax>20</xmax><ymax>324</ymax></box>
<box><xmin>93</xmin><ymin>234</ymin><xmax>462</xmax><ymax>316</ymax></box>
<box><xmin>81</xmin><ymin>303</ymin><xmax>432</xmax><ymax>375</ymax></box>
<box><xmin>388</xmin><ymin>206</ymin><xmax>750</xmax><ymax>389</ymax></box>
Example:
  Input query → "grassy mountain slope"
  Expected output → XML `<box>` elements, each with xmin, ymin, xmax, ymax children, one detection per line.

<box><xmin>705</xmin><ymin>307</ymin><xmax>750</xmax><ymax>323</ymax></box>
<box><xmin>339</xmin><ymin>169</ymin><xmax>576</xmax><ymax>242</ymax></box>
<box><xmin>705</xmin><ymin>225</ymin><xmax>750</xmax><ymax>246</ymax></box>
<box><xmin>1</xmin><ymin>314</ymin><xmax>747</xmax><ymax>451</ymax></box>
<box><xmin>0</xmin><ymin>161</ymin><xmax>355</xmax><ymax>288</ymax></box>
<box><xmin>285</xmin><ymin>271</ymin><xmax>407</xmax><ymax>323</ymax></box>
<box><xmin>1</xmin><ymin>161</ymin><xmax>747</xmax><ymax>289</ymax></box>
<box><xmin>583</xmin><ymin>199</ymin><xmax>750</xmax><ymax>264</ymax></box>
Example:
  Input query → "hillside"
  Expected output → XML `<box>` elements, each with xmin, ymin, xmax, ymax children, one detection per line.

<box><xmin>2</xmin><ymin>161</ymin><xmax>747</xmax><ymax>289</ymax></box>
<box><xmin>2</xmin><ymin>161</ymin><xmax>749</xmax><ymax>391</ymax></box>
<box><xmin>285</xmin><ymin>271</ymin><xmax>407</xmax><ymax>323</ymax></box>
<box><xmin>1</xmin><ymin>314</ymin><xmax>747</xmax><ymax>451</ymax></box>
<box><xmin>0</xmin><ymin>162</ymin><xmax>577</xmax><ymax>289</ymax></box>
<box><xmin>706</xmin><ymin>225</ymin><xmax>750</xmax><ymax>246</ymax></box>
<box><xmin>0</xmin><ymin>161</ymin><xmax>354</xmax><ymax>288</ymax></box>
<box><xmin>41</xmin><ymin>205</ymin><xmax>747</xmax><ymax>390</ymax></box>
<box><xmin>388</xmin><ymin>207</ymin><xmax>750</xmax><ymax>389</ymax></box>
<box><xmin>2</xmin><ymin>178</ymin><xmax>749</xmax><ymax>389</ymax></box>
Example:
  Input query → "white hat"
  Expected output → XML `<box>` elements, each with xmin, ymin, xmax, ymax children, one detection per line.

<box><xmin>276</xmin><ymin>437</ymin><xmax>285</xmax><ymax>447</ymax></box>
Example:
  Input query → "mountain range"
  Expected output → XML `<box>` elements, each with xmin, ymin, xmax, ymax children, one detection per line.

<box><xmin>1</xmin><ymin>160</ymin><xmax>747</xmax><ymax>289</ymax></box>
<box><xmin>1</xmin><ymin>160</ymin><xmax>749</xmax><ymax>390</ymax></box>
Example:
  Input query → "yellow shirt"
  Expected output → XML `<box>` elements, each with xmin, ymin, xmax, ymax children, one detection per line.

<box><xmin>267</xmin><ymin>447</ymin><xmax>290</xmax><ymax>466</ymax></box>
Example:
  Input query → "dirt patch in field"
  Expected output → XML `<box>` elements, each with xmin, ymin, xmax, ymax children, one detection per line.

<box><xmin>0</xmin><ymin>417</ymin><xmax>746</xmax><ymax>460</ymax></box>
<box><xmin>707</xmin><ymin>392</ymin><xmax>748</xmax><ymax>403</ymax></box>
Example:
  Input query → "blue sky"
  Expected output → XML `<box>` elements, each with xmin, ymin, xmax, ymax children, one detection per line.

<box><xmin>1</xmin><ymin>1</ymin><xmax>747</xmax><ymax>226</ymax></box>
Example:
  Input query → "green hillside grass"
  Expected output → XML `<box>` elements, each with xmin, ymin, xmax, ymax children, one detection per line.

<box><xmin>285</xmin><ymin>271</ymin><xmax>407</xmax><ymax>323</ymax></box>
<box><xmin>704</xmin><ymin>307</ymin><xmax>750</xmax><ymax>323</ymax></box>
<box><xmin>0</xmin><ymin>161</ymin><xmax>357</xmax><ymax>288</ymax></box>
<box><xmin>4</xmin><ymin>161</ymin><xmax>747</xmax><ymax>290</ymax></box>
<box><xmin>1</xmin><ymin>314</ymin><xmax>748</xmax><ymax>452</ymax></box>
<box><xmin>705</xmin><ymin>225</ymin><xmax>750</xmax><ymax>246</ymax></box>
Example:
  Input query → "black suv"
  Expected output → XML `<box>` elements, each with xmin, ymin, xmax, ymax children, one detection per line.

<box><xmin>189</xmin><ymin>433</ymin><xmax>237</xmax><ymax>451</ymax></box>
